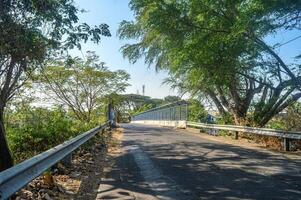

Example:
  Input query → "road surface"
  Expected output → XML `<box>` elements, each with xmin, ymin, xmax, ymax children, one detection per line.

<box><xmin>97</xmin><ymin>123</ymin><xmax>301</xmax><ymax>200</ymax></box>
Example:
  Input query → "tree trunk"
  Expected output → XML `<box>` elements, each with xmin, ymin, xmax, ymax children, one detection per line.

<box><xmin>0</xmin><ymin>110</ymin><xmax>14</xmax><ymax>172</ymax></box>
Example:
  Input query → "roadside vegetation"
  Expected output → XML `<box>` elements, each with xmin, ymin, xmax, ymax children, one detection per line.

<box><xmin>4</xmin><ymin>53</ymin><xmax>130</xmax><ymax>164</ymax></box>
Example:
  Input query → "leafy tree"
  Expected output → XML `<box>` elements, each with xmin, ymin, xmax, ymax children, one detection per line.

<box><xmin>118</xmin><ymin>0</ymin><xmax>301</xmax><ymax>127</ymax></box>
<box><xmin>6</xmin><ymin>105</ymin><xmax>75</xmax><ymax>163</ymax></box>
<box><xmin>36</xmin><ymin>52</ymin><xmax>130</xmax><ymax>123</ymax></box>
<box><xmin>164</xmin><ymin>95</ymin><xmax>181</xmax><ymax>103</ymax></box>
<box><xmin>267</xmin><ymin>102</ymin><xmax>301</xmax><ymax>131</ymax></box>
<box><xmin>0</xmin><ymin>0</ymin><xmax>110</xmax><ymax>171</ymax></box>
<box><xmin>111</xmin><ymin>94</ymin><xmax>168</xmax><ymax>122</ymax></box>
<box><xmin>188</xmin><ymin>99</ymin><xmax>208</xmax><ymax>122</ymax></box>
<box><xmin>119</xmin><ymin>94</ymin><xmax>156</xmax><ymax>112</ymax></box>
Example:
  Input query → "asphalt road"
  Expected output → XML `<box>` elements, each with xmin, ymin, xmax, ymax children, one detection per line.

<box><xmin>102</xmin><ymin>123</ymin><xmax>301</xmax><ymax>200</ymax></box>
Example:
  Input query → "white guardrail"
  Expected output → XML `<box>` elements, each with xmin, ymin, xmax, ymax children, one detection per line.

<box><xmin>0</xmin><ymin>121</ymin><xmax>110</xmax><ymax>200</ymax></box>
<box><xmin>187</xmin><ymin>121</ymin><xmax>301</xmax><ymax>151</ymax></box>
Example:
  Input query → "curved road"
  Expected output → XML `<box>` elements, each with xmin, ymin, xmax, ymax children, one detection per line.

<box><xmin>98</xmin><ymin>123</ymin><xmax>301</xmax><ymax>200</ymax></box>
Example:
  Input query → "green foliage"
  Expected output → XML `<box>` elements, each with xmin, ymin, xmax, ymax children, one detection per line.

<box><xmin>164</xmin><ymin>95</ymin><xmax>181</xmax><ymax>103</ymax></box>
<box><xmin>283</xmin><ymin>103</ymin><xmax>301</xmax><ymax>131</ymax></box>
<box><xmin>266</xmin><ymin>120</ymin><xmax>286</xmax><ymax>130</ymax></box>
<box><xmin>216</xmin><ymin>113</ymin><xmax>234</xmax><ymax>125</ymax></box>
<box><xmin>5</xmin><ymin>102</ymin><xmax>108</xmax><ymax>163</ymax></box>
<box><xmin>267</xmin><ymin>102</ymin><xmax>301</xmax><ymax>131</ymax></box>
<box><xmin>0</xmin><ymin>0</ymin><xmax>110</xmax><ymax>60</ymax></box>
<box><xmin>6</xmin><ymin>106</ymin><xmax>76</xmax><ymax>162</ymax></box>
<box><xmin>2</xmin><ymin>51</ymin><xmax>129</xmax><ymax>163</ymax></box>
<box><xmin>111</xmin><ymin>94</ymin><xmax>184</xmax><ymax>122</ymax></box>
<box><xmin>188</xmin><ymin>99</ymin><xmax>207</xmax><ymax>122</ymax></box>
<box><xmin>35</xmin><ymin>52</ymin><xmax>130</xmax><ymax>122</ymax></box>
<box><xmin>0</xmin><ymin>0</ymin><xmax>111</xmax><ymax>109</ymax></box>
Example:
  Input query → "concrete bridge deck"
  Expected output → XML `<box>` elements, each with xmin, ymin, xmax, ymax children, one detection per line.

<box><xmin>97</xmin><ymin>123</ymin><xmax>301</xmax><ymax>200</ymax></box>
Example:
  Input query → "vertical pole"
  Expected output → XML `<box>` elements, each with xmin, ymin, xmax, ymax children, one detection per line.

<box><xmin>62</xmin><ymin>153</ymin><xmax>72</xmax><ymax>167</ymax></box>
<box><xmin>185</xmin><ymin>103</ymin><xmax>188</xmax><ymax>121</ymax></box>
<box><xmin>283</xmin><ymin>138</ymin><xmax>290</xmax><ymax>151</ymax></box>
<box><xmin>234</xmin><ymin>131</ymin><xmax>238</xmax><ymax>140</ymax></box>
<box><xmin>179</xmin><ymin>106</ymin><xmax>182</xmax><ymax>120</ymax></box>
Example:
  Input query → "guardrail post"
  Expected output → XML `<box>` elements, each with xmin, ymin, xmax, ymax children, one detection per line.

<box><xmin>283</xmin><ymin>138</ymin><xmax>290</xmax><ymax>151</ymax></box>
<box><xmin>234</xmin><ymin>131</ymin><xmax>239</xmax><ymax>140</ymax></box>
<box><xmin>61</xmin><ymin>153</ymin><xmax>72</xmax><ymax>167</ymax></box>
<box><xmin>186</xmin><ymin>121</ymin><xmax>301</xmax><ymax>151</ymax></box>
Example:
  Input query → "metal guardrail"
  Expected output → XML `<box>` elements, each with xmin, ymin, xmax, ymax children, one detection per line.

<box><xmin>187</xmin><ymin>121</ymin><xmax>301</xmax><ymax>150</ymax></box>
<box><xmin>0</xmin><ymin>121</ymin><xmax>110</xmax><ymax>200</ymax></box>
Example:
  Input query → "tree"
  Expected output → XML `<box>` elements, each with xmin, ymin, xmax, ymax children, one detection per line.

<box><xmin>112</xmin><ymin>94</ymin><xmax>164</xmax><ymax>115</ymax></box>
<box><xmin>118</xmin><ymin>0</ymin><xmax>301</xmax><ymax>126</ymax></box>
<box><xmin>268</xmin><ymin>102</ymin><xmax>301</xmax><ymax>131</ymax></box>
<box><xmin>0</xmin><ymin>0</ymin><xmax>110</xmax><ymax>171</ymax></box>
<box><xmin>188</xmin><ymin>99</ymin><xmax>208</xmax><ymax>122</ymax></box>
<box><xmin>36</xmin><ymin>52</ymin><xmax>130</xmax><ymax>123</ymax></box>
<box><xmin>164</xmin><ymin>95</ymin><xmax>181</xmax><ymax>103</ymax></box>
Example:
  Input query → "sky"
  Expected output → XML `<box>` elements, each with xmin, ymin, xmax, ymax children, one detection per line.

<box><xmin>72</xmin><ymin>0</ymin><xmax>178</xmax><ymax>99</ymax></box>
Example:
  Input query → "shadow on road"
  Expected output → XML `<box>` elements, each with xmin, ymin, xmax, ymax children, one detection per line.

<box><xmin>95</xmin><ymin>149</ymin><xmax>158</xmax><ymax>200</ymax></box>
<box><xmin>121</xmin><ymin>124</ymin><xmax>301</xmax><ymax>200</ymax></box>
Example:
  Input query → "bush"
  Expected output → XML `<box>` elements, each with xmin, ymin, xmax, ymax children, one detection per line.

<box><xmin>188</xmin><ymin>99</ymin><xmax>208</xmax><ymax>122</ymax></box>
<box><xmin>5</xmin><ymin>106</ymin><xmax>98</xmax><ymax>163</ymax></box>
<box><xmin>216</xmin><ymin>113</ymin><xmax>233</xmax><ymax>125</ymax></box>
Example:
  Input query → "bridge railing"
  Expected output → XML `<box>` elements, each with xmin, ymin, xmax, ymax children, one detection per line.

<box><xmin>0</xmin><ymin>121</ymin><xmax>110</xmax><ymax>200</ymax></box>
<box><xmin>187</xmin><ymin>121</ymin><xmax>301</xmax><ymax>151</ymax></box>
<box><xmin>133</xmin><ymin>100</ymin><xmax>188</xmax><ymax>121</ymax></box>
<box><xmin>132</xmin><ymin>101</ymin><xmax>188</xmax><ymax>127</ymax></box>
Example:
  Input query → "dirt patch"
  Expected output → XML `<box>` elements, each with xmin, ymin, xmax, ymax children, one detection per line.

<box><xmin>14</xmin><ymin>128</ymin><xmax>123</xmax><ymax>200</ymax></box>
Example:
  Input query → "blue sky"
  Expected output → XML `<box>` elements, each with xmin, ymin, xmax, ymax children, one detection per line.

<box><xmin>72</xmin><ymin>0</ymin><xmax>301</xmax><ymax>99</ymax></box>
<box><xmin>72</xmin><ymin>0</ymin><xmax>178</xmax><ymax>98</ymax></box>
